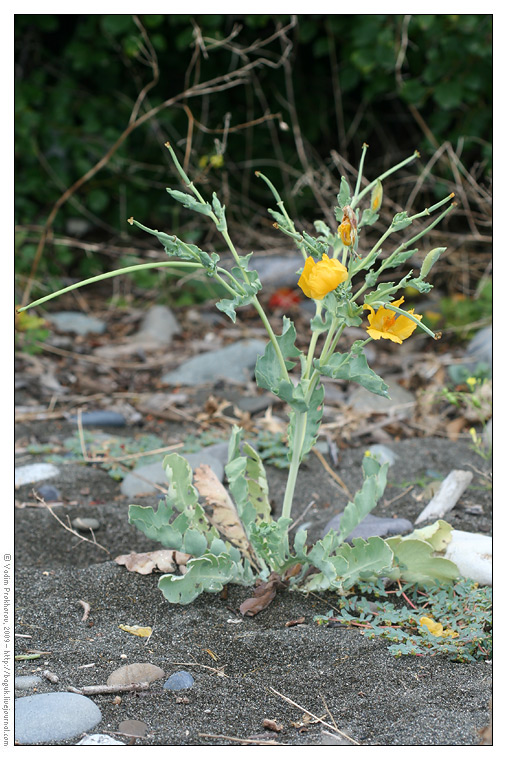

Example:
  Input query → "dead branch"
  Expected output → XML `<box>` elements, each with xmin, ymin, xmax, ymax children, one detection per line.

<box><xmin>21</xmin><ymin>18</ymin><xmax>298</xmax><ymax>307</ymax></box>
<box><xmin>69</xmin><ymin>682</ymin><xmax>150</xmax><ymax>696</ymax></box>
<box><xmin>33</xmin><ymin>490</ymin><xmax>110</xmax><ymax>554</ymax></box>
<box><xmin>269</xmin><ymin>686</ymin><xmax>359</xmax><ymax>745</ymax></box>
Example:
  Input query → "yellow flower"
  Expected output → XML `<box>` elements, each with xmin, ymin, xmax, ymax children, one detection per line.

<box><xmin>419</xmin><ymin>616</ymin><xmax>458</xmax><ymax>639</ymax></box>
<box><xmin>298</xmin><ymin>254</ymin><xmax>348</xmax><ymax>300</ymax></box>
<box><xmin>337</xmin><ymin>205</ymin><xmax>358</xmax><ymax>247</ymax></box>
<box><xmin>363</xmin><ymin>297</ymin><xmax>422</xmax><ymax>344</ymax></box>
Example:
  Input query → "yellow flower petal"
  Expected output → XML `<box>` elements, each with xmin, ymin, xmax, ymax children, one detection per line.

<box><xmin>298</xmin><ymin>254</ymin><xmax>348</xmax><ymax>300</ymax></box>
<box><xmin>119</xmin><ymin>624</ymin><xmax>153</xmax><ymax>638</ymax></box>
<box><xmin>363</xmin><ymin>297</ymin><xmax>422</xmax><ymax>343</ymax></box>
<box><xmin>419</xmin><ymin>616</ymin><xmax>444</xmax><ymax>637</ymax></box>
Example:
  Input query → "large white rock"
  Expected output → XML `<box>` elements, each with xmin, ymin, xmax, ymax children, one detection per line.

<box><xmin>444</xmin><ymin>530</ymin><xmax>492</xmax><ymax>585</ymax></box>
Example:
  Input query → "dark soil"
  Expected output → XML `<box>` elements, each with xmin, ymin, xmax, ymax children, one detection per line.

<box><xmin>14</xmin><ymin>415</ymin><xmax>492</xmax><ymax>746</ymax></box>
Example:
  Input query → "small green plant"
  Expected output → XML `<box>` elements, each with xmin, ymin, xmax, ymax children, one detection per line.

<box><xmin>438</xmin><ymin>375</ymin><xmax>492</xmax><ymax>458</ymax></box>
<box><xmin>15</xmin><ymin>308</ymin><xmax>49</xmax><ymax>354</ymax></box>
<box><xmin>439</xmin><ymin>279</ymin><xmax>492</xmax><ymax>339</ymax></box>
<box><xmin>20</xmin><ymin>143</ymin><xmax>465</xmax><ymax>608</ymax></box>
<box><xmin>315</xmin><ymin>577</ymin><xmax>492</xmax><ymax>663</ymax></box>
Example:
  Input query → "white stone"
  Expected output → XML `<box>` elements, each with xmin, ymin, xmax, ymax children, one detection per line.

<box><xmin>77</xmin><ymin>734</ymin><xmax>125</xmax><ymax>745</ymax></box>
<box><xmin>444</xmin><ymin>530</ymin><xmax>492</xmax><ymax>586</ymax></box>
<box><xmin>15</xmin><ymin>463</ymin><xmax>60</xmax><ymax>487</ymax></box>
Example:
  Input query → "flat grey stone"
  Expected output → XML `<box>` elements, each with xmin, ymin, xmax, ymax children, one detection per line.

<box><xmin>15</xmin><ymin>692</ymin><xmax>102</xmax><ymax>744</ymax></box>
<box><xmin>15</xmin><ymin>676</ymin><xmax>43</xmax><ymax>690</ymax></box>
<box><xmin>248</xmin><ymin>255</ymin><xmax>303</xmax><ymax>287</ymax></box>
<box><xmin>323</xmin><ymin>512</ymin><xmax>413</xmax><ymax>541</ymax></box>
<box><xmin>46</xmin><ymin>311</ymin><xmax>106</xmax><ymax>336</ymax></box>
<box><xmin>76</xmin><ymin>734</ymin><xmax>125</xmax><ymax>745</ymax></box>
<box><xmin>348</xmin><ymin>378</ymin><xmax>415</xmax><ymax>417</ymax></box>
<box><xmin>131</xmin><ymin>305</ymin><xmax>181</xmax><ymax>346</ymax></box>
<box><xmin>121</xmin><ymin>451</ymin><xmax>225</xmax><ymax>498</ymax></box>
<box><xmin>161</xmin><ymin>339</ymin><xmax>266</xmax><ymax>386</ymax></box>
<box><xmin>15</xmin><ymin>463</ymin><xmax>60</xmax><ymax>487</ymax></box>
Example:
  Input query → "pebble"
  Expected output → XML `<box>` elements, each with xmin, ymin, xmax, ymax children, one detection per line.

<box><xmin>15</xmin><ymin>463</ymin><xmax>60</xmax><ymax>487</ymax></box>
<box><xmin>15</xmin><ymin>692</ymin><xmax>102</xmax><ymax>744</ymax></box>
<box><xmin>464</xmin><ymin>325</ymin><xmax>492</xmax><ymax>371</ymax></box>
<box><xmin>249</xmin><ymin>255</ymin><xmax>303</xmax><ymax>287</ymax></box>
<box><xmin>323</xmin><ymin>512</ymin><xmax>413</xmax><ymax>542</ymax></box>
<box><xmin>163</xmin><ymin>670</ymin><xmax>194</xmax><ymax>691</ymax></box>
<box><xmin>15</xmin><ymin>676</ymin><xmax>43</xmax><ymax>691</ymax></box>
<box><xmin>71</xmin><ymin>517</ymin><xmax>100</xmax><ymax>532</ymax></box>
<box><xmin>118</xmin><ymin>719</ymin><xmax>148</xmax><ymax>737</ymax></box>
<box><xmin>347</xmin><ymin>378</ymin><xmax>415</xmax><ymax>418</ymax></box>
<box><xmin>161</xmin><ymin>339</ymin><xmax>266</xmax><ymax>386</ymax></box>
<box><xmin>68</xmin><ymin>410</ymin><xmax>126</xmax><ymax>427</ymax></box>
<box><xmin>46</xmin><ymin>311</ymin><xmax>106</xmax><ymax>336</ymax></box>
<box><xmin>121</xmin><ymin>450</ymin><xmax>225</xmax><ymax>498</ymax></box>
<box><xmin>76</xmin><ymin>734</ymin><xmax>125</xmax><ymax>745</ymax></box>
<box><xmin>130</xmin><ymin>304</ymin><xmax>181</xmax><ymax>346</ymax></box>
<box><xmin>106</xmin><ymin>662</ymin><xmax>165</xmax><ymax>687</ymax></box>
<box><xmin>34</xmin><ymin>484</ymin><xmax>61</xmax><ymax>502</ymax></box>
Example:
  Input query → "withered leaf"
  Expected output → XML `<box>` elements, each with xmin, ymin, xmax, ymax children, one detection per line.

<box><xmin>285</xmin><ymin>616</ymin><xmax>305</xmax><ymax>627</ymax></box>
<box><xmin>114</xmin><ymin>549</ymin><xmax>191</xmax><ymax>575</ymax></box>
<box><xmin>239</xmin><ymin>573</ymin><xmax>286</xmax><ymax>617</ymax></box>
<box><xmin>262</xmin><ymin>718</ymin><xmax>283</xmax><ymax>732</ymax></box>
<box><xmin>193</xmin><ymin>464</ymin><xmax>252</xmax><ymax>556</ymax></box>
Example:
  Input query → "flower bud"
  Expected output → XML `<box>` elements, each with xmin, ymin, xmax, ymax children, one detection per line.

<box><xmin>338</xmin><ymin>205</ymin><xmax>357</xmax><ymax>247</ymax></box>
<box><xmin>420</xmin><ymin>247</ymin><xmax>446</xmax><ymax>279</ymax></box>
<box><xmin>370</xmin><ymin>180</ymin><xmax>383</xmax><ymax>212</ymax></box>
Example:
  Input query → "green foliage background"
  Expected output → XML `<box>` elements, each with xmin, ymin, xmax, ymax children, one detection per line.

<box><xmin>15</xmin><ymin>14</ymin><xmax>492</xmax><ymax>283</ymax></box>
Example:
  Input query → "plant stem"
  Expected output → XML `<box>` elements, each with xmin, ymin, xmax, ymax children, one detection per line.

<box><xmin>17</xmin><ymin>261</ymin><xmax>203</xmax><ymax>312</ymax></box>
<box><xmin>281</xmin><ymin>410</ymin><xmax>307</xmax><ymax>520</ymax></box>
<box><xmin>351</xmin><ymin>151</ymin><xmax>420</xmax><ymax>209</ymax></box>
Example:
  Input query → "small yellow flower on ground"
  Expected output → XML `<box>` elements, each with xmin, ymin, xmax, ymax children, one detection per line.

<box><xmin>363</xmin><ymin>297</ymin><xmax>422</xmax><ymax>344</ymax></box>
<box><xmin>298</xmin><ymin>254</ymin><xmax>348</xmax><ymax>300</ymax></box>
<box><xmin>419</xmin><ymin>616</ymin><xmax>458</xmax><ymax>638</ymax></box>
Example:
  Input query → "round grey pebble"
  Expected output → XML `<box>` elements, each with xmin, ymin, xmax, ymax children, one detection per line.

<box><xmin>35</xmin><ymin>484</ymin><xmax>61</xmax><ymax>502</ymax></box>
<box><xmin>15</xmin><ymin>692</ymin><xmax>102</xmax><ymax>744</ymax></box>
<box><xmin>163</xmin><ymin>670</ymin><xmax>194</xmax><ymax>691</ymax></box>
<box><xmin>71</xmin><ymin>517</ymin><xmax>100</xmax><ymax>532</ymax></box>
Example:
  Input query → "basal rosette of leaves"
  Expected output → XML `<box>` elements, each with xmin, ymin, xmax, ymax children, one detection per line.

<box><xmin>19</xmin><ymin>143</ymin><xmax>462</xmax><ymax>609</ymax></box>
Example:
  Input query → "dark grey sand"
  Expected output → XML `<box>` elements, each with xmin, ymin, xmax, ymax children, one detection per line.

<box><xmin>15</xmin><ymin>423</ymin><xmax>492</xmax><ymax>745</ymax></box>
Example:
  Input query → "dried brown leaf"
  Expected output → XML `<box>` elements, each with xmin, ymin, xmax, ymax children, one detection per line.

<box><xmin>193</xmin><ymin>464</ymin><xmax>252</xmax><ymax>557</ymax></box>
<box><xmin>114</xmin><ymin>549</ymin><xmax>191</xmax><ymax>575</ymax></box>
<box><xmin>446</xmin><ymin>416</ymin><xmax>466</xmax><ymax>442</ymax></box>
<box><xmin>262</xmin><ymin>718</ymin><xmax>283</xmax><ymax>732</ymax></box>
<box><xmin>239</xmin><ymin>573</ymin><xmax>286</xmax><ymax>617</ymax></box>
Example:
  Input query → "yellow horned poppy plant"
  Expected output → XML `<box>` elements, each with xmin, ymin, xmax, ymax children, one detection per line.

<box><xmin>298</xmin><ymin>254</ymin><xmax>348</xmax><ymax>300</ymax></box>
<box><xmin>364</xmin><ymin>297</ymin><xmax>422</xmax><ymax>344</ymax></box>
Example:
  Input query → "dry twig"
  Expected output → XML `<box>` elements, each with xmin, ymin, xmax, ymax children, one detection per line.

<box><xmin>269</xmin><ymin>686</ymin><xmax>359</xmax><ymax>745</ymax></box>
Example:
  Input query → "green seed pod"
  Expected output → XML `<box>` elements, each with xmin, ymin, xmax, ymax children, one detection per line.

<box><xmin>420</xmin><ymin>247</ymin><xmax>446</xmax><ymax>278</ymax></box>
<box><xmin>370</xmin><ymin>180</ymin><xmax>383</xmax><ymax>212</ymax></box>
